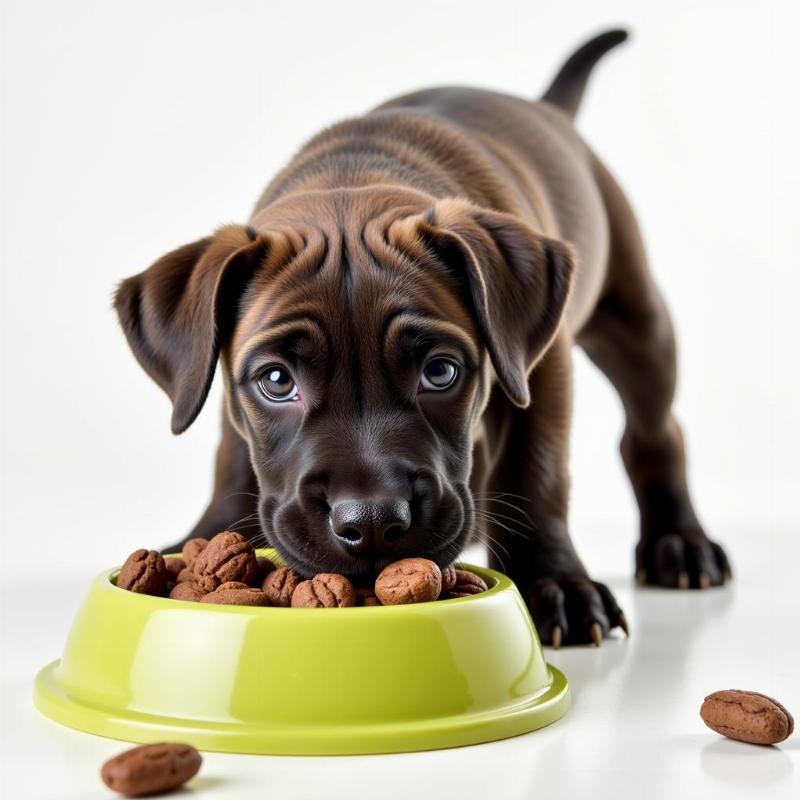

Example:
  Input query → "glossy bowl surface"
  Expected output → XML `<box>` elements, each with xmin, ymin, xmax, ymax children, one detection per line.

<box><xmin>34</xmin><ymin>550</ymin><xmax>569</xmax><ymax>754</ymax></box>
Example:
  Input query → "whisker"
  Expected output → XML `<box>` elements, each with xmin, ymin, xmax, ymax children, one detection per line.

<box><xmin>477</xmin><ymin>497</ymin><xmax>537</xmax><ymax>527</ymax></box>
<box><xmin>473</xmin><ymin>507</ymin><xmax>534</xmax><ymax>531</ymax></box>
<box><xmin>231</xmin><ymin>522</ymin><xmax>262</xmax><ymax>533</ymax></box>
<box><xmin>482</xmin><ymin>533</ymin><xmax>510</xmax><ymax>570</ymax></box>
<box><xmin>246</xmin><ymin>532</ymin><xmax>271</xmax><ymax>549</ymax></box>
<box><xmin>225</xmin><ymin>511</ymin><xmax>261</xmax><ymax>530</ymax></box>
<box><xmin>231</xmin><ymin>523</ymin><xmax>264</xmax><ymax>534</ymax></box>
<box><xmin>474</xmin><ymin>510</ymin><xmax>527</xmax><ymax>540</ymax></box>
<box><xmin>222</xmin><ymin>491</ymin><xmax>261</xmax><ymax>501</ymax></box>
<box><xmin>229</xmin><ymin>514</ymin><xmax>260</xmax><ymax>524</ymax></box>
<box><xmin>484</xmin><ymin>539</ymin><xmax>502</xmax><ymax>567</ymax></box>
<box><xmin>472</xmin><ymin>491</ymin><xmax>532</xmax><ymax>502</ymax></box>
<box><xmin>484</xmin><ymin>530</ymin><xmax>510</xmax><ymax>559</ymax></box>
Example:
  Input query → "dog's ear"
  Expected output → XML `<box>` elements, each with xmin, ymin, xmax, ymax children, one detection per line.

<box><xmin>114</xmin><ymin>225</ymin><xmax>273</xmax><ymax>434</ymax></box>
<box><xmin>388</xmin><ymin>199</ymin><xmax>575</xmax><ymax>407</ymax></box>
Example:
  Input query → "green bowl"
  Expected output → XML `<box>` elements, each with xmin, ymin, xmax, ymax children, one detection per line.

<box><xmin>34</xmin><ymin>550</ymin><xmax>569</xmax><ymax>754</ymax></box>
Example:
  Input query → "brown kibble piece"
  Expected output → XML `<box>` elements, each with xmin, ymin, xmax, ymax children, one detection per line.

<box><xmin>164</xmin><ymin>557</ymin><xmax>185</xmax><ymax>581</ymax></box>
<box><xmin>192</xmin><ymin>531</ymin><xmax>259</xmax><ymax>592</ymax></box>
<box><xmin>262</xmin><ymin>566</ymin><xmax>301</xmax><ymax>606</ymax></box>
<box><xmin>700</xmin><ymin>690</ymin><xmax>794</xmax><ymax>745</ymax></box>
<box><xmin>101</xmin><ymin>742</ymin><xmax>201</xmax><ymax>797</ymax></box>
<box><xmin>445</xmin><ymin>568</ymin><xmax>488</xmax><ymax>598</ymax></box>
<box><xmin>355</xmin><ymin>587</ymin><xmax>381</xmax><ymax>606</ymax></box>
<box><xmin>181</xmin><ymin>537</ymin><xmax>208</xmax><ymax>568</ymax></box>
<box><xmin>175</xmin><ymin>567</ymin><xmax>195</xmax><ymax>583</ymax></box>
<box><xmin>116</xmin><ymin>550</ymin><xmax>168</xmax><ymax>596</ymax></box>
<box><xmin>200</xmin><ymin>581</ymin><xmax>270</xmax><ymax>606</ymax></box>
<box><xmin>255</xmin><ymin>556</ymin><xmax>277</xmax><ymax>583</ymax></box>
<box><xmin>362</xmin><ymin>595</ymin><xmax>381</xmax><ymax>606</ymax></box>
<box><xmin>169</xmin><ymin>582</ymin><xmax>205</xmax><ymax>603</ymax></box>
<box><xmin>375</xmin><ymin>558</ymin><xmax>442</xmax><ymax>605</ymax></box>
<box><xmin>440</xmin><ymin>564</ymin><xmax>457</xmax><ymax>594</ymax></box>
<box><xmin>291</xmin><ymin>573</ymin><xmax>357</xmax><ymax>608</ymax></box>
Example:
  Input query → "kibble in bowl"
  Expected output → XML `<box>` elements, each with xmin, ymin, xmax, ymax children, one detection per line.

<box><xmin>34</xmin><ymin>541</ymin><xmax>569</xmax><ymax>755</ymax></box>
<box><xmin>113</xmin><ymin>531</ymin><xmax>489</xmax><ymax>608</ymax></box>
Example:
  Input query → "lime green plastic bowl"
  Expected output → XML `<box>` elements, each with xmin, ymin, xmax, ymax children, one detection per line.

<box><xmin>34</xmin><ymin>550</ymin><xmax>569</xmax><ymax>755</ymax></box>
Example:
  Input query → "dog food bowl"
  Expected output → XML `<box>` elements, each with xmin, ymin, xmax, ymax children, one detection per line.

<box><xmin>34</xmin><ymin>550</ymin><xmax>569</xmax><ymax>755</ymax></box>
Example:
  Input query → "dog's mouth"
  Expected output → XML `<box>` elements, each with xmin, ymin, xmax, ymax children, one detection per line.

<box><xmin>259</xmin><ymin>485</ymin><xmax>473</xmax><ymax>581</ymax></box>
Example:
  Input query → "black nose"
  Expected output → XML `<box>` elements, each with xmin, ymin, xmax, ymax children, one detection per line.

<box><xmin>330</xmin><ymin>498</ymin><xmax>411</xmax><ymax>557</ymax></box>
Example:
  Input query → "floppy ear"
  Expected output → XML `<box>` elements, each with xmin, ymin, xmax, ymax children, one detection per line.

<box><xmin>389</xmin><ymin>199</ymin><xmax>575</xmax><ymax>407</ymax></box>
<box><xmin>114</xmin><ymin>225</ymin><xmax>273</xmax><ymax>434</ymax></box>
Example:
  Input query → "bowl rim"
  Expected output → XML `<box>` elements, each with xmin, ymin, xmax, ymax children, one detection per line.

<box><xmin>105</xmin><ymin>550</ymin><xmax>512</xmax><ymax>614</ymax></box>
<box><xmin>35</xmin><ymin>659</ymin><xmax>569</xmax><ymax>754</ymax></box>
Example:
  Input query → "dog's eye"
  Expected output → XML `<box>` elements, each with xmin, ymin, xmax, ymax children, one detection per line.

<box><xmin>257</xmin><ymin>365</ymin><xmax>298</xmax><ymax>402</ymax></box>
<box><xmin>419</xmin><ymin>358</ymin><xmax>459</xmax><ymax>392</ymax></box>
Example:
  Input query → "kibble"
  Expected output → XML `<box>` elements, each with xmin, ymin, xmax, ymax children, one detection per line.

<box><xmin>169</xmin><ymin>582</ymin><xmax>205</xmax><ymax>603</ymax></box>
<box><xmin>440</xmin><ymin>564</ymin><xmax>458</xmax><ymax>594</ymax></box>
<box><xmin>256</xmin><ymin>556</ymin><xmax>277</xmax><ymax>581</ymax></box>
<box><xmin>700</xmin><ymin>689</ymin><xmax>794</xmax><ymax>745</ymax></box>
<box><xmin>114</xmin><ymin>533</ymin><xmax>488</xmax><ymax>608</ymax></box>
<box><xmin>262</xmin><ymin>566</ymin><xmax>301</xmax><ymax>607</ymax></box>
<box><xmin>201</xmin><ymin>581</ymin><xmax>270</xmax><ymax>606</ymax></box>
<box><xmin>375</xmin><ymin>558</ymin><xmax>442</xmax><ymax>605</ymax></box>
<box><xmin>175</xmin><ymin>567</ymin><xmax>195</xmax><ymax>584</ymax></box>
<box><xmin>116</xmin><ymin>550</ymin><xmax>168</xmax><ymax>597</ymax></box>
<box><xmin>164</xmin><ymin>557</ymin><xmax>185</xmax><ymax>582</ymax></box>
<box><xmin>291</xmin><ymin>573</ymin><xmax>356</xmax><ymax>608</ymax></box>
<box><xmin>181</xmin><ymin>537</ymin><xmax>208</xmax><ymax>568</ymax></box>
<box><xmin>355</xmin><ymin>587</ymin><xmax>381</xmax><ymax>606</ymax></box>
<box><xmin>445</xmin><ymin>568</ymin><xmax>488</xmax><ymax>598</ymax></box>
<box><xmin>192</xmin><ymin>531</ymin><xmax>259</xmax><ymax>592</ymax></box>
<box><xmin>101</xmin><ymin>742</ymin><xmax>201</xmax><ymax>797</ymax></box>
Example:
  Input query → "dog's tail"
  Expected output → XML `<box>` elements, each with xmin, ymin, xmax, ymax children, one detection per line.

<box><xmin>541</xmin><ymin>29</ymin><xmax>629</xmax><ymax>118</ymax></box>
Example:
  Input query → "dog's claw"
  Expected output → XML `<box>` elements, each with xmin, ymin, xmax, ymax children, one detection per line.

<box><xmin>529</xmin><ymin>577</ymin><xmax>621</xmax><ymax>649</ymax></box>
<box><xmin>723</xmin><ymin>567</ymin><xmax>733</xmax><ymax>583</ymax></box>
<box><xmin>590</xmin><ymin>622</ymin><xmax>602</xmax><ymax>648</ymax></box>
<box><xmin>617</xmin><ymin>612</ymin><xmax>629</xmax><ymax>636</ymax></box>
<box><xmin>637</xmin><ymin>532</ymin><xmax>730</xmax><ymax>589</ymax></box>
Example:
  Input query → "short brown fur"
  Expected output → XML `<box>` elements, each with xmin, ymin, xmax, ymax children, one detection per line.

<box><xmin>115</xmin><ymin>31</ymin><xmax>729</xmax><ymax>645</ymax></box>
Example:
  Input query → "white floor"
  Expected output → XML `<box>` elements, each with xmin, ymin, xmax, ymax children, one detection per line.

<box><xmin>1</xmin><ymin>524</ymin><xmax>797</xmax><ymax>800</ymax></box>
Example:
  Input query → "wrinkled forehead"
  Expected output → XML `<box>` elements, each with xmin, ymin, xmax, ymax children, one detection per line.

<box><xmin>230</xmin><ymin>219</ymin><xmax>480</xmax><ymax>378</ymax></box>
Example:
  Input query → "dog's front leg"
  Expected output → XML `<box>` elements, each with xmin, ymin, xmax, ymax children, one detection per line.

<box><xmin>161</xmin><ymin>410</ymin><xmax>260</xmax><ymax>553</ymax></box>
<box><xmin>478</xmin><ymin>335</ymin><xmax>625</xmax><ymax>647</ymax></box>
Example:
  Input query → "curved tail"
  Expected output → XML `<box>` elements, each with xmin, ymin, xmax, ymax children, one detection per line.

<box><xmin>541</xmin><ymin>29</ymin><xmax>629</xmax><ymax>118</ymax></box>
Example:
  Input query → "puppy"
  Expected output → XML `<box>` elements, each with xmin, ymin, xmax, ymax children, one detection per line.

<box><xmin>115</xmin><ymin>30</ymin><xmax>730</xmax><ymax>646</ymax></box>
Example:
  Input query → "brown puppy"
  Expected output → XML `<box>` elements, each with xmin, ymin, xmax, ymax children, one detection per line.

<box><xmin>115</xmin><ymin>30</ymin><xmax>730</xmax><ymax>646</ymax></box>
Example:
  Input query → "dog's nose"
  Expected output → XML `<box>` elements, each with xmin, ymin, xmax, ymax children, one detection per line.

<box><xmin>330</xmin><ymin>498</ymin><xmax>411</xmax><ymax>557</ymax></box>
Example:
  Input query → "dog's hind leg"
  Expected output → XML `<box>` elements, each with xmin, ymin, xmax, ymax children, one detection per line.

<box><xmin>161</xmin><ymin>410</ymin><xmax>260</xmax><ymax>553</ymax></box>
<box><xmin>577</xmin><ymin>156</ymin><xmax>731</xmax><ymax>590</ymax></box>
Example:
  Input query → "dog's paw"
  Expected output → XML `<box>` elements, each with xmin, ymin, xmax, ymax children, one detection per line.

<box><xmin>526</xmin><ymin>575</ymin><xmax>627</xmax><ymax>648</ymax></box>
<box><xmin>635</xmin><ymin>529</ymin><xmax>731</xmax><ymax>590</ymax></box>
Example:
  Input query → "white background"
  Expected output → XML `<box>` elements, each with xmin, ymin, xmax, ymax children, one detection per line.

<box><xmin>1</xmin><ymin>1</ymin><xmax>798</xmax><ymax>798</ymax></box>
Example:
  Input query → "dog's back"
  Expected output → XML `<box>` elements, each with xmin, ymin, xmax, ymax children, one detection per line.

<box><xmin>254</xmin><ymin>31</ymin><xmax>629</xmax><ymax>329</ymax></box>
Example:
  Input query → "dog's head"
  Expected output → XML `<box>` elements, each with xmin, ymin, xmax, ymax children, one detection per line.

<box><xmin>115</xmin><ymin>188</ymin><xmax>574</xmax><ymax>577</ymax></box>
